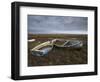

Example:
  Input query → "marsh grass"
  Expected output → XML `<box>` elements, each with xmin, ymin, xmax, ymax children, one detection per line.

<box><xmin>28</xmin><ymin>34</ymin><xmax>87</xmax><ymax>66</ymax></box>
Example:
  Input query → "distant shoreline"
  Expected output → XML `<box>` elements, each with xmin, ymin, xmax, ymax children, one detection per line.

<box><xmin>28</xmin><ymin>33</ymin><xmax>88</xmax><ymax>35</ymax></box>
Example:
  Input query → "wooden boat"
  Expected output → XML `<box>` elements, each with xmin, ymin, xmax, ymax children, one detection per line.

<box><xmin>30</xmin><ymin>39</ymin><xmax>83</xmax><ymax>56</ymax></box>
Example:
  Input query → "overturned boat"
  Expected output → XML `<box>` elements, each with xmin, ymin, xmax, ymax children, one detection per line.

<box><xmin>30</xmin><ymin>39</ymin><xmax>83</xmax><ymax>56</ymax></box>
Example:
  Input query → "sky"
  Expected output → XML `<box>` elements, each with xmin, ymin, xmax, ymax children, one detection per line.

<box><xmin>28</xmin><ymin>15</ymin><xmax>88</xmax><ymax>34</ymax></box>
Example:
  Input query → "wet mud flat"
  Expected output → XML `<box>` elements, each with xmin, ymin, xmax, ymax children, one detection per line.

<box><xmin>28</xmin><ymin>34</ymin><xmax>87</xmax><ymax>66</ymax></box>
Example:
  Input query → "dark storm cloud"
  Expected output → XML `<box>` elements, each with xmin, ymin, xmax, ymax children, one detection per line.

<box><xmin>28</xmin><ymin>15</ymin><xmax>88</xmax><ymax>34</ymax></box>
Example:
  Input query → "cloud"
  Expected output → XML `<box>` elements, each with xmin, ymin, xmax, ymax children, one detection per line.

<box><xmin>28</xmin><ymin>15</ymin><xmax>88</xmax><ymax>34</ymax></box>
